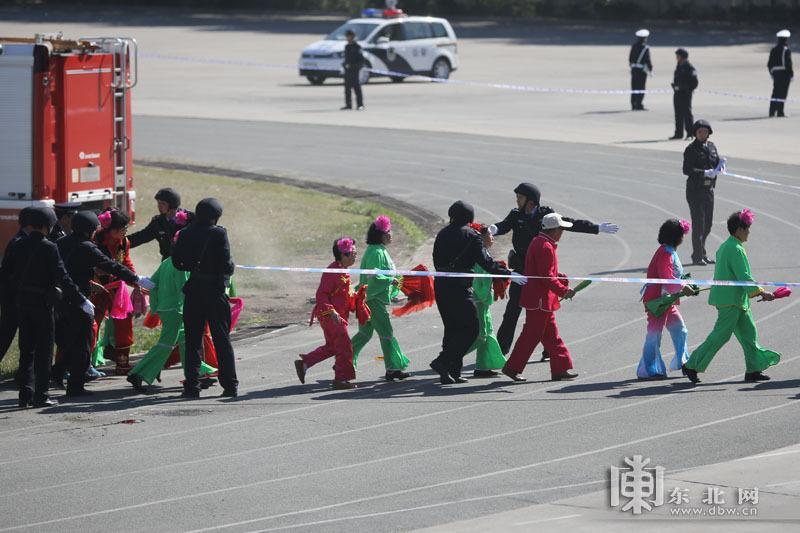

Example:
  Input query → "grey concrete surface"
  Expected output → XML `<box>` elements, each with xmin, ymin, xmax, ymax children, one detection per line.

<box><xmin>1</xmin><ymin>10</ymin><xmax>799</xmax><ymax>532</ymax></box>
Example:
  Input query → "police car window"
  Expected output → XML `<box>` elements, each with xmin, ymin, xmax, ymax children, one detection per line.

<box><xmin>431</xmin><ymin>23</ymin><xmax>448</xmax><ymax>38</ymax></box>
<box><xmin>373</xmin><ymin>23</ymin><xmax>405</xmax><ymax>42</ymax></box>
<box><xmin>326</xmin><ymin>22</ymin><xmax>379</xmax><ymax>41</ymax></box>
<box><xmin>404</xmin><ymin>22</ymin><xmax>433</xmax><ymax>40</ymax></box>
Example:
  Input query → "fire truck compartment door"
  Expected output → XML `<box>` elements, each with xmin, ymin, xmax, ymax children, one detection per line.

<box><xmin>0</xmin><ymin>45</ymin><xmax>34</xmax><ymax>200</ymax></box>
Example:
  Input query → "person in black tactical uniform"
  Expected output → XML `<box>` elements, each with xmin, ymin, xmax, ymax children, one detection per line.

<box><xmin>48</xmin><ymin>202</ymin><xmax>81</xmax><ymax>243</ymax></box>
<box><xmin>683</xmin><ymin>119</ymin><xmax>724</xmax><ymax>266</ymax></box>
<box><xmin>430</xmin><ymin>200</ymin><xmax>524</xmax><ymax>385</ymax></box>
<box><xmin>52</xmin><ymin>211</ymin><xmax>151</xmax><ymax>395</ymax></box>
<box><xmin>2</xmin><ymin>207</ymin><xmax>92</xmax><ymax>408</ymax></box>
<box><xmin>490</xmin><ymin>183</ymin><xmax>619</xmax><ymax>357</ymax></box>
<box><xmin>768</xmin><ymin>29</ymin><xmax>793</xmax><ymax>118</ymax></box>
<box><xmin>0</xmin><ymin>207</ymin><xmax>33</xmax><ymax>364</ymax></box>
<box><xmin>128</xmin><ymin>188</ymin><xmax>193</xmax><ymax>261</ymax></box>
<box><xmin>172</xmin><ymin>198</ymin><xmax>238</xmax><ymax>398</ymax></box>
<box><xmin>670</xmin><ymin>48</ymin><xmax>699</xmax><ymax>140</ymax></box>
<box><xmin>341</xmin><ymin>29</ymin><xmax>365</xmax><ymax>111</ymax></box>
<box><xmin>630</xmin><ymin>29</ymin><xmax>653</xmax><ymax>111</ymax></box>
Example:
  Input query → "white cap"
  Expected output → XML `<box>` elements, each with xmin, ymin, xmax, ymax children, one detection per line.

<box><xmin>777</xmin><ymin>29</ymin><xmax>791</xmax><ymax>38</ymax></box>
<box><xmin>541</xmin><ymin>213</ymin><xmax>573</xmax><ymax>230</ymax></box>
<box><xmin>635</xmin><ymin>29</ymin><xmax>650</xmax><ymax>38</ymax></box>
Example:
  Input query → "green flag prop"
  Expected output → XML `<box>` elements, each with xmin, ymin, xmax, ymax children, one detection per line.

<box><xmin>561</xmin><ymin>279</ymin><xmax>592</xmax><ymax>301</ymax></box>
<box><xmin>645</xmin><ymin>275</ymin><xmax>705</xmax><ymax>317</ymax></box>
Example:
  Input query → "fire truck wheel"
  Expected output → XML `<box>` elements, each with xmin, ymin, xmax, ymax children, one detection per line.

<box><xmin>431</xmin><ymin>58</ymin><xmax>451</xmax><ymax>80</ymax></box>
<box><xmin>306</xmin><ymin>75</ymin><xmax>326</xmax><ymax>85</ymax></box>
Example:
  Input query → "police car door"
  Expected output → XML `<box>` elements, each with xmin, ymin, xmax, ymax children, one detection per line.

<box><xmin>403</xmin><ymin>21</ymin><xmax>436</xmax><ymax>73</ymax></box>
<box><xmin>369</xmin><ymin>22</ymin><xmax>412</xmax><ymax>77</ymax></box>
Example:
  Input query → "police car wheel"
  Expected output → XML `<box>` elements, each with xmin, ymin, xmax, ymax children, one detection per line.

<box><xmin>431</xmin><ymin>58</ymin><xmax>451</xmax><ymax>80</ymax></box>
<box><xmin>306</xmin><ymin>75</ymin><xmax>326</xmax><ymax>85</ymax></box>
<box><xmin>359</xmin><ymin>62</ymin><xmax>371</xmax><ymax>85</ymax></box>
<box><xmin>390</xmin><ymin>76</ymin><xmax>405</xmax><ymax>83</ymax></box>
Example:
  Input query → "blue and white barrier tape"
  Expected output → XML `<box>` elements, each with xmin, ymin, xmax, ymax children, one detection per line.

<box><xmin>235</xmin><ymin>265</ymin><xmax>798</xmax><ymax>288</ymax></box>
<box><xmin>142</xmin><ymin>52</ymin><xmax>794</xmax><ymax>104</ymax></box>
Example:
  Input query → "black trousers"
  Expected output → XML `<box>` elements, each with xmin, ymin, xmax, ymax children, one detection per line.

<box><xmin>55</xmin><ymin>304</ymin><xmax>94</xmax><ymax>391</ymax></box>
<box><xmin>497</xmin><ymin>280</ymin><xmax>522</xmax><ymax>355</ymax></box>
<box><xmin>631</xmin><ymin>69</ymin><xmax>647</xmax><ymax>109</ymax></box>
<box><xmin>431</xmin><ymin>283</ymin><xmax>478</xmax><ymax>378</ymax></box>
<box><xmin>344</xmin><ymin>69</ymin><xmax>363</xmax><ymax>108</ymax></box>
<box><xmin>15</xmin><ymin>302</ymin><xmax>54</xmax><ymax>400</ymax></box>
<box><xmin>183</xmin><ymin>288</ymin><xmax>238</xmax><ymax>393</ymax></box>
<box><xmin>673</xmin><ymin>91</ymin><xmax>694</xmax><ymax>137</ymax></box>
<box><xmin>686</xmin><ymin>186</ymin><xmax>715</xmax><ymax>263</ymax></box>
<box><xmin>770</xmin><ymin>72</ymin><xmax>791</xmax><ymax>116</ymax></box>
<box><xmin>0</xmin><ymin>295</ymin><xmax>18</xmax><ymax>363</ymax></box>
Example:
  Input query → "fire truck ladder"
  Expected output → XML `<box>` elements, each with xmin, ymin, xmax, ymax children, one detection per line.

<box><xmin>80</xmin><ymin>37</ymin><xmax>138</xmax><ymax>212</ymax></box>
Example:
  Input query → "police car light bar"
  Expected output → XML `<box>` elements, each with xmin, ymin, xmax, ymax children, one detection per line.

<box><xmin>360</xmin><ymin>8</ymin><xmax>406</xmax><ymax>18</ymax></box>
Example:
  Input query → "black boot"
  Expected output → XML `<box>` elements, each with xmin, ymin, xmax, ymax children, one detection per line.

<box><xmin>682</xmin><ymin>364</ymin><xmax>700</xmax><ymax>383</ymax></box>
<box><xmin>18</xmin><ymin>390</ymin><xmax>32</xmax><ymax>409</ymax></box>
<box><xmin>430</xmin><ymin>360</ymin><xmax>454</xmax><ymax>385</ymax></box>
<box><xmin>32</xmin><ymin>395</ymin><xmax>58</xmax><ymax>408</ymax></box>
<box><xmin>127</xmin><ymin>373</ymin><xmax>148</xmax><ymax>393</ymax></box>
<box><xmin>744</xmin><ymin>372</ymin><xmax>770</xmax><ymax>382</ymax></box>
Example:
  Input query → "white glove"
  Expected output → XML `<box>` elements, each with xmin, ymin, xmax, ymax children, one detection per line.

<box><xmin>80</xmin><ymin>299</ymin><xmax>95</xmax><ymax>316</ymax></box>
<box><xmin>703</xmin><ymin>168</ymin><xmax>717</xmax><ymax>178</ymax></box>
<box><xmin>487</xmin><ymin>224</ymin><xmax>498</xmax><ymax>236</ymax></box>
<box><xmin>510</xmin><ymin>272</ymin><xmax>527</xmax><ymax>285</ymax></box>
<box><xmin>598</xmin><ymin>222</ymin><xmax>619</xmax><ymax>234</ymax></box>
<box><xmin>716</xmin><ymin>157</ymin><xmax>727</xmax><ymax>175</ymax></box>
<box><xmin>137</xmin><ymin>276</ymin><xmax>156</xmax><ymax>291</ymax></box>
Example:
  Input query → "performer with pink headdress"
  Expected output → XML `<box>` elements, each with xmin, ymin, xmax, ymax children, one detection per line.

<box><xmin>637</xmin><ymin>218</ymin><xmax>698</xmax><ymax>380</ymax></box>
<box><xmin>683</xmin><ymin>209</ymin><xmax>782</xmax><ymax>383</ymax></box>
<box><xmin>295</xmin><ymin>237</ymin><xmax>362</xmax><ymax>390</ymax></box>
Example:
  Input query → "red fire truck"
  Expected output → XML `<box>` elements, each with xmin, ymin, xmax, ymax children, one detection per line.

<box><xmin>0</xmin><ymin>34</ymin><xmax>137</xmax><ymax>252</ymax></box>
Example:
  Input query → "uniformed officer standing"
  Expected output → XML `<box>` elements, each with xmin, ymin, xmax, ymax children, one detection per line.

<box><xmin>768</xmin><ymin>29</ymin><xmax>793</xmax><ymax>117</ymax></box>
<box><xmin>53</xmin><ymin>211</ymin><xmax>149</xmax><ymax>395</ymax></box>
<box><xmin>683</xmin><ymin>120</ymin><xmax>724</xmax><ymax>266</ymax></box>
<box><xmin>670</xmin><ymin>48</ymin><xmax>699</xmax><ymax>140</ymax></box>
<box><xmin>48</xmin><ymin>202</ymin><xmax>81</xmax><ymax>242</ymax></box>
<box><xmin>430</xmin><ymin>200</ymin><xmax>523</xmax><ymax>385</ymax></box>
<box><xmin>0</xmin><ymin>208</ymin><xmax>33</xmax><ymax>364</ymax></box>
<box><xmin>630</xmin><ymin>29</ymin><xmax>653</xmax><ymax>111</ymax></box>
<box><xmin>341</xmin><ymin>29</ymin><xmax>365</xmax><ymax>111</ymax></box>
<box><xmin>172</xmin><ymin>198</ymin><xmax>238</xmax><ymax>398</ymax></box>
<box><xmin>4</xmin><ymin>207</ymin><xmax>92</xmax><ymax>407</ymax></box>
<box><xmin>128</xmin><ymin>188</ymin><xmax>193</xmax><ymax>261</ymax></box>
<box><xmin>490</xmin><ymin>183</ymin><xmax>618</xmax><ymax>356</ymax></box>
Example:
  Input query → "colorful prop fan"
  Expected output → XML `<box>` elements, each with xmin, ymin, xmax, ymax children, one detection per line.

<box><xmin>143</xmin><ymin>311</ymin><xmax>161</xmax><ymax>329</ymax></box>
<box><xmin>769</xmin><ymin>286</ymin><xmax>792</xmax><ymax>300</ymax></box>
<box><xmin>230</xmin><ymin>297</ymin><xmax>244</xmax><ymax>329</ymax></box>
<box><xmin>353</xmin><ymin>286</ymin><xmax>372</xmax><ymax>326</ymax></box>
<box><xmin>392</xmin><ymin>264</ymin><xmax>436</xmax><ymax>317</ymax></box>
<box><xmin>492</xmin><ymin>260</ymin><xmax>511</xmax><ymax>301</ymax></box>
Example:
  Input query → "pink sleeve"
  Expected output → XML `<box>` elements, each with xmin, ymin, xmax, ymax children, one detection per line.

<box><xmin>655</xmin><ymin>252</ymin><xmax>682</xmax><ymax>295</ymax></box>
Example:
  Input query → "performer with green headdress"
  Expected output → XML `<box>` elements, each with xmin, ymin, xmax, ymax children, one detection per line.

<box><xmin>351</xmin><ymin>215</ymin><xmax>411</xmax><ymax>381</ymax></box>
<box><xmin>683</xmin><ymin>209</ymin><xmax>781</xmax><ymax>384</ymax></box>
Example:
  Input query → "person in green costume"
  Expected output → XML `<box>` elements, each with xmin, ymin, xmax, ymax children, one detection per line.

<box><xmin>126</xmin><ymin>257</ymin><xmax>217</xmax><ymax>393</ymax></box>
<box><xmin>683</xmin><ymin>209</ymin><xmax>780</xmax><ymax>384</ymax></box>
<box><xmin>465</xmin><ymin>223</ymin><xmax>508</xmax><ymax>377</ymax></box>
<box><xmin>351</xmin><ymin>215</ymin><xmax>411</xmax><ymax>381</ymax></box>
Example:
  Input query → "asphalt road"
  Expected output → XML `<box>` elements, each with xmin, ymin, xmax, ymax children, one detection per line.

<box><xmin>1</xmin><ymin>117</ymin><xmax>798</xmax><ymax>532</ymax></box>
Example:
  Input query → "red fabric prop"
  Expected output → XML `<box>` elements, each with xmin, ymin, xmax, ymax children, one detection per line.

<box><xmin>392</xmin><ymin>264</ymin><xmax>436</xmax><ymax>317</ymax></box>
<box><xmin>492</xmin><ymin>260</ymin><xmax>511</xmax><ymax>301</ymax></box>
<box><xmin>352</xmin><ymin>285</ymin><xmax>372</xmax><ymax>326</ymax></box>
<box><xmin>773</xmin><ymin>287</ymin><xmax>792</xmax><ymax>299</ymax></box>
<box><xmin>132</xmin><ymin>288</ymin><xmax>148</xmax><ymax>316</ymax></box>
<box><xmin>229</xmin><ymin>297</ymin><xmax>244</xmax><ymax>329</ymax></box>
<box><xmin>143</xmin><ymin>311</ymin><xmax>161</xmax><ymax>329</ymax></box>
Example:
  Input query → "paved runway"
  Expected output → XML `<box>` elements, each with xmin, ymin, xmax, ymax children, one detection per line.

<box><xmin>1</xmin><ymin>118</ymin><xmax>798</xmax><ymax>531</ymax></box>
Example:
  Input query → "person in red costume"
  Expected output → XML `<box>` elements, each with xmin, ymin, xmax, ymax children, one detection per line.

<box><xmin>92</xmin><ymin>209</ymin><xmax>139</xmax><ymax>375</ymax></box>
<box><xmin>503</xmin><ymin>213</ymin><xmax>578</xmax><ymax>382</ymax></box>
<box><xmin>295</xmin><ymin>238</ymin><xmax>362</xmax><ymax>390</ymax></box>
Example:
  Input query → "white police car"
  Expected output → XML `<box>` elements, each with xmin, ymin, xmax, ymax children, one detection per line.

<box><xmin>298</xmin><ymin>10</ymin><xmax>458</xmax><ymax>85</ymax></box>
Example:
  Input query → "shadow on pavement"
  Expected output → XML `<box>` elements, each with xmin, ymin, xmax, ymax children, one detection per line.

<box><xmin>738</xmin><ymin>378</ymin><xmax>800</xmax><ymax>392</ymax></box>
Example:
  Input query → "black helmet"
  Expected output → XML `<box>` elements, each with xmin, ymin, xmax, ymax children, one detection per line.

<box><xmin>195</xmin><ymin>198</ymin><xmax>223</xmax><ymax>224</ymax></box>
<box><xmin>155</xmin><ymin>187</ymin><xmax>181</xmax><ymax>209</ymax></box>
<box><xmin>18</xmin><ymin>206</ymin><xmax>33</xmax><ymax>226</ymax></box>
<box><xmin>28</xmin><ymin>207</ymin><xmax>57</xmax><ymax>229</ymax></box>
<box><xmin>447</xmin><ymin>200</ymin><xmax>475</xmax><ymax>225</ymax></box>
<box><xmin>691</xmin><ymin>119</ymin><xmax>713</xmax><ymax>135</ymax></box>
<box><xmin>675</xmin><ymin>48</ymin><xmax>689</xmax><ymax>58</ymax></box>
<box><xmin>72</xmin><ymin>211</ymin><xmax>100</xmax><ymax>238</ymax></box>
<box><xmin>513</xmin><ymin>182</ymin><xmax>541</xmax><ymax>205</ymax></box>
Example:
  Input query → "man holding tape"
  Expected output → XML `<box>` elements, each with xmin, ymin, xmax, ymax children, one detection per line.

<box><xmin>630</xmin><ymin>29</ymin><xmax>652</xmax><ymax>111</ymax></box>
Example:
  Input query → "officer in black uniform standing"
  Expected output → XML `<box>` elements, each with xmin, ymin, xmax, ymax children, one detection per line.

<box><xmin>48</xmin><ymin>202</ymin><xmax>81</xmax><ymax>243</ymax></box>
<box><xmin>490</xmin><ymin>183</ymin><xmax>619</xmax><ymax>356</ymax></box>
<box><xmin>0</xmin><ymin>207</ymin><xmax>33</xmax><ymax>364</ymax></box>
<box><xmin>172</xmin><ymin>198</ymin><xmax>238</xmax><ymax>398</ymax></box>
<box><xmin>53</xmin><ymin>211</ymin><xmax>149</xmax><ymax>395</ymax></box>
<box><xmin>4</xmin><ymin>207</ymin><xmax>91</xmax><ymax>407</ymax></box>
<box><xmin>683</xmin><ymin>119</ymin><xmax>724</xmax><ymax>266</ymax></box>
<box><xmin>630</xmin><ymin>29</ymin><xmax>653</xmax><ymax>111</ymax></box>
<box><xmin>128</xmin><ymin>188</ymin><xmax>193</xmax><ymax>261</ymax></box>
<box><xmin>341</xmin><ymin>29</ymin><xmax>365</xmax><ymax>111</ymax></box>
<box><xmin>670</xmin><ymin>48</ymin><xmax>699</xmax><ymax>140</ymax></box>
<box><xmin>430</xmin><ymin>201</ymin><xmax>523</xmax><ymax>385</ymax></box>
<box><xmin>768</xmin><ymin>29</ymin><xmax>793</xmax><ymax>117</ymax></box>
